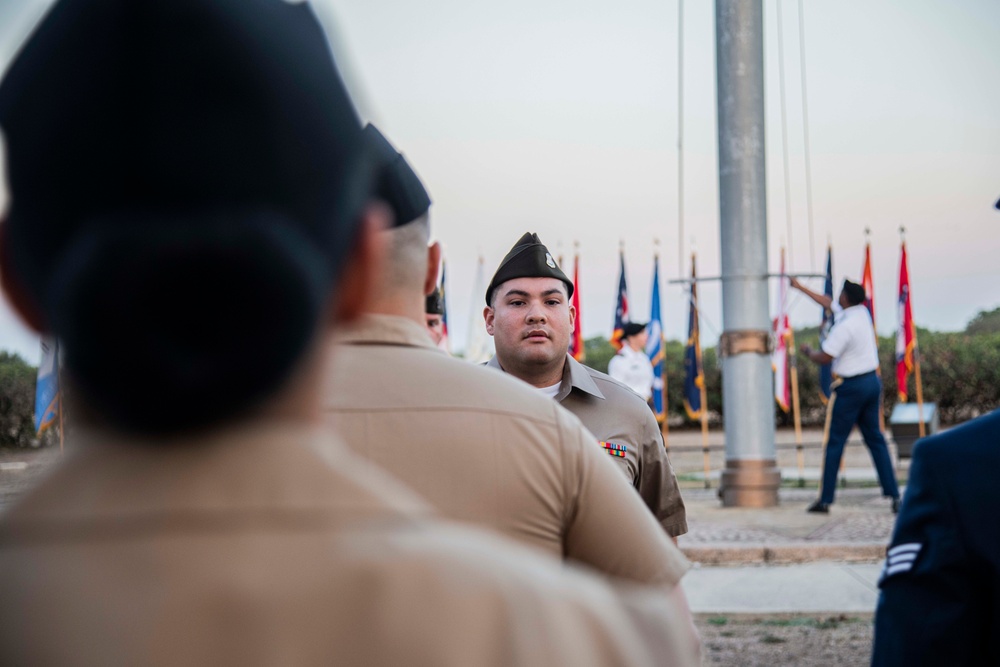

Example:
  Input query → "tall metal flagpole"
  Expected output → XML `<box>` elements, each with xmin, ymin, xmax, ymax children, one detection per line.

<box><xmin>715</xmin><ymin>0</ymin><xmax>780</xmax><ymax>507</ymax></box>
<box><xmin>677</xmin><ymin>0</ymin><xmax>685</xmax><ymax>280</ymax></box>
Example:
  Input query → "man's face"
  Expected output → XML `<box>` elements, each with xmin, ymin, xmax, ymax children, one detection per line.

<box><xmin>425</xmin><ymin>314</ymin><xmax>444</xmax><ymax>344</ymax></box>
<box><xmin>484</xmin><ymin>277</ymin><xmax>575</xmax><ymax>374</ymax></box>
<box><xmin>838</xmin><ymin>291</ymin><xmax>851</xmax><ymax>309</ymax></box>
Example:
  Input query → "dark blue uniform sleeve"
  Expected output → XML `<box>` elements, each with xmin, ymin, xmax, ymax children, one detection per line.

<box><xmin>872</xmin><ymin>442</ymin><xmax>979</xmax><ymax>666</ymax></box>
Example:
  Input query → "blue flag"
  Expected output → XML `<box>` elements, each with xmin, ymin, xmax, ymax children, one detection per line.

<box><xmin>438</xmin><ymin>261</ymin><xmax>450</xmax><ymax>353</ymax></box>
<box><xmin>34</xmin><ymin>339</ymin><xmax>60</xmax><ymax>435</ymax></box>
<box><xmin>646</xmin><ymin>257</ymin><xmax>665</xmax><ymax>423</ymax></box>
<box><xmin>610</xmin><ymin>251</ymin><xmax>629</xmax><ymax>350</ymax></box>
<box><xmin>683</xmin><ymin>258</ymin><xmax>704</xmax><ymax>420</ymax></box>
<box><xmin>819</xmin><ymin>246</ymin><xmax>834</xmax><ymax>403</ymax></box>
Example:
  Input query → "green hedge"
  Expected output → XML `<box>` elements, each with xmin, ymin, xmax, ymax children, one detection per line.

<box><xmin>587</xmin><ymin>326</ymin><xmax>1000</xmax><ymax>427</ymax></box>
<box><xmin>0</xmin><ymin>352</ymin><xmax>43</xmax><ymax>447</ymax></box>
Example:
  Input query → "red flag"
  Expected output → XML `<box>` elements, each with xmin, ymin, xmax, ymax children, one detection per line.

<box><xmin>772</xmin><ymin>248</ymin><xmax>791</xmax><ymax>412</ymax></box>
<box><xmin>861</xmin><ymin>242</ymin><xmax>876</xmax><ymax>332</ymax></box>
<box><xmin>570</xmin><ymin>252</ymin><xmax>585</xmax><ymax>361</ymax></box>
<box><xmin>896</xmin><ymin>242</ymin><xmax>917</xmax><ymax>401</ymax></box>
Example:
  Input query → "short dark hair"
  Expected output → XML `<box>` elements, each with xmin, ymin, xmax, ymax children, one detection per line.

<box><xmin>842</xmin><ymin>280</ymin><xmax>866</xmax><ymax>306</ymax></box>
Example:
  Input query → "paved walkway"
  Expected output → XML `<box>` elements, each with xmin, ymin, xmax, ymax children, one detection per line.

<box><xmin>678</xmin><ymin>486</ymin><xmax>897</xmax><ymax>565</ymax></box>
<box><xmin>671</xmin><ymin>428</ymin><xmax>905</xmax><ymax>613</ymax></box>
<box><xmin>684</xmin><ymin>561</ymin><xmax>882</xmax><ymax>614</ymax></box>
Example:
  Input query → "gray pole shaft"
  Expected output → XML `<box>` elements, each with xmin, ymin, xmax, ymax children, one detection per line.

<box><xmin>715</xmin><ymin>0</ymin><xmax>779</xmax><ymax>506</ymax></box>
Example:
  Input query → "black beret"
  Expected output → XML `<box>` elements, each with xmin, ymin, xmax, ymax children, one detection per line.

<box><xmin>0</xmin><ymin>0</ymin><xmax>373</xmax><ymax>435</ymax></box>
<box><xmin>486</xmin><ymin>232</ymin><xmax>573</xmax><ymax>305</ymax></box>
<box><xmin>842</xmin><ymin>280</ymin><xmax>866</xmax><ymax>306</ymax></box>
<box><xmin>0</xmin><ymin>0</ymin><xmax>373</xmax><ymax>305</ymax></box>
<box><xmin>425</xmin><ymin>288</ymin><xmax>445</xmax><ymax>315</ymax></box>
<box><xmin>622</xmin><ymin>322</ymin><xmax>647</xmax><ymax>338</ymax></box>
<box><xmin>364</xmin><ymin>124</ymin><xmax>431</xmax><ymax>227</ymax></box>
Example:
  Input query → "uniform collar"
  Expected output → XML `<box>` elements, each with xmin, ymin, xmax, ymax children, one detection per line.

<box><xmin>485</xmin><ymin>354</ymin><xmax>604</xmax><ymax>401</ymax></box>
<box><xmin>839</xmin><ymin>304</ymin><xmax>869</xmax><ymax>320</ymax></box>
<box><xmin>618</xmin><ymin>344</ymin><xmax>645</xmax><ymax>359</ymax></box>
<box><xmin>335</xmin><ymin>314</ymin><xmax>442</xmax><ymax>351</ymax></box>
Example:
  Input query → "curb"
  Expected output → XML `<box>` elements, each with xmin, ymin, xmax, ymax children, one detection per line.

<box><xmin>681</xmin><ymin>542</ymin><xmax>888</xmax><ymax>566</ymax></box>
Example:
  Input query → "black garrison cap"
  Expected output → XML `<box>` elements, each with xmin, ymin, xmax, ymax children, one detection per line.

<box><xmin>623</xmin><ymin>322</ymin><xmax>647</xmax><ymax>338</ymax></box>
<box><xmin>842</xmin><ymin>280</ymin><xmax>866</xmax><ymax>306</ymax></box>
<box><xmin>0</xmin><ymin>0</ymin><xmax>374</xmax><ymax>304</ymax></box>
<box><xmin>485</xmin><ymin>232</ymin><xmax>573</xmax><ymax>305</ymax></box>
<box><xmin>364</xmin><ymin>124</ymin><xmax>431</xmax><ymax>227</ymax></box>
<box><xmin>425</xmin><ymin>288</ymin><xmax>445</xmax><ymax>315</ymax></box>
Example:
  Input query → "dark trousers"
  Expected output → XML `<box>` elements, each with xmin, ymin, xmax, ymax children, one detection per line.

<box><xmin>819</xmin><ymin>371</ymin><xmax>900</xmax><ymax>504</ymax></box>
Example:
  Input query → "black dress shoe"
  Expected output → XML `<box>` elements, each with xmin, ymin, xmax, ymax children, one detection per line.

<box><xmin>892</xmin><ymin>498</ymin><xmax>900</xmax><ymax>514</ymax></box>
<box><xmin>807</xmin><ymin>500</ymin><xmax>830</xmax><ymax>514</ymax></box>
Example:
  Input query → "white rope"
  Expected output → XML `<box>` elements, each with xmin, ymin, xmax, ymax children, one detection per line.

<box><xmin>797</xmin><ymin>0</ymin><xmax>817</xmax><ymax>271</ymax></box>
<box><xmin>676</xmin><ymin>0</ymin><xmax>685</xmax><ymax>280</ymax></box>
<box><xmin>776</xmin><ymin>0</ymin><xmax>795</xmax><ymax>272</ymax></box>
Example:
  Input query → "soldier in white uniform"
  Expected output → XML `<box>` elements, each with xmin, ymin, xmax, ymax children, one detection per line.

<box><xmin>609</xmin><ymin>321</ymin><xmax>655</xmax><ymax>402</ymax></box>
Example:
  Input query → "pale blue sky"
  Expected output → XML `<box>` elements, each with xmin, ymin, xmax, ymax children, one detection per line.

<box><xmin>2</xmin><ymin>0</ymin><xmax>999</xmax><ymax>363</ymax></box>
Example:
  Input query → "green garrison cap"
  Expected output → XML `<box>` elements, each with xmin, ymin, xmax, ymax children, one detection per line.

<box><xmin>485</xmin><ymin>232</ymin><xmax>573</xmax><ymax>305</ymax></box>
<box><xmin>364</xmin><ymin>124</ymin><xmax>431</xmax><ymax>227</ymax></box>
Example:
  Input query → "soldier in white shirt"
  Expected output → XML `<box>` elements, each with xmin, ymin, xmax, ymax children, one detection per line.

<box><xmin>791</xmin><ymin>277</ymin><xmax>901</xmax><ymax>514</ymax></box>
<box><xmin>609</xmin><ymin>322</ymin><xmax>654</xmax><ymax>402</ymax></box>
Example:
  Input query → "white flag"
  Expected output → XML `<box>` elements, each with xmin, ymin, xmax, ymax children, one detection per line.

<box><xmin>464</xmin><ymin>256</ymin><xmax>495</xmax><ymax>363</ymax></box>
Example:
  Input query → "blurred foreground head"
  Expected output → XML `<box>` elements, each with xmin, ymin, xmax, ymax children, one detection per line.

<box><xmin>0</xmin><ymin>0</ymin><xmax>376</xmax><ymax>434</ymax></box>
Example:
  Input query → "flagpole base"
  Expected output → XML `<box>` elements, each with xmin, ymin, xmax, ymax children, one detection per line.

<box><xmin>719</xmin><ymin>459</ymin><xmax>780</xmax><ymax>507</ymax></box>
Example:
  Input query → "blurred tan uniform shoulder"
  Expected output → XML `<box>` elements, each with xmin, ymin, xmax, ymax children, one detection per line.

<box><xmin>0</xmin><ymin>421</ymin><xmax>697</xmax><ymax>666</ymax></box>
<box><xmin>324</xmin><ymin>314</ymin><xmax>689</xmax><ymax>586</ymax></box>
<box><xmin>489</xmin><ymin>353</ymin><xmax>688</xmax><ymax>537</ymax></box>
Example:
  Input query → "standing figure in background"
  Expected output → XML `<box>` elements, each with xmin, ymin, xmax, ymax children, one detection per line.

<box><xmin>609</xmin><ymin>321</ymin><xmax>654</xmax><ymax>403</ymax></box>
<box><xmin>790</xmin><ymin>277</ymin><xmax>900</xmax><ymax>514</ymax></box>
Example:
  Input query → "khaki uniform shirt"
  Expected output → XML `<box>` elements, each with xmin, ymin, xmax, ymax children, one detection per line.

<box><xmin>0</xmin><ymin>419</ymin><xmax>698</xmax><ymax>666</ymax></box>
<box><xmin>324</xmin><ymin>315</ymin><xmax>689</xmax><ymax>586</ymax></box>
<box><xmin>488</xmin><ymin>354</ymin><xmax>688</xmax><ymax>537</ymax></box>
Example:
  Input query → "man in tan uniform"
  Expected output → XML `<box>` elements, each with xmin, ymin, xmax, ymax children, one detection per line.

<box><xmin>323</xmin><ymin>126</ymin><xmax>693</xmax><ymax>595</ymax></box>
<box><xmin>0</xmin><ymin>2</ymin><xmax>699</xmax><ymax>665</ymax></box>
<box><xmin>485</xmin><ymin>233</ymin><xmax>688</xmax><ymax>537</ymax></box>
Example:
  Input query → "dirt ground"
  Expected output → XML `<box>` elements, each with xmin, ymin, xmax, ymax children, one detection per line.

<box><xmin>695</xmin><ymin>613</ymin><xmax>874</xmax><ymax>666</ymax></box>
